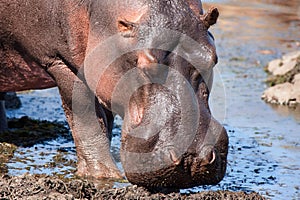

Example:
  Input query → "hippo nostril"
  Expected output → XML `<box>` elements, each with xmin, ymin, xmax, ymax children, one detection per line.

<box><xmin>199</xmin><ymin>146</ymin><xmax>216</xmax><ymax>166</ymax></box>
<box><xmin>137</xmin><ymin>50</ymin><xmax>157</xmax><ymax>69</ymax></box>
<box><xmin>169</xmin><ymin>149</ymin><xmax>181</xmax><ymax>165</ymax></box>
<box><xmin>208</xmin><ymin>150</ymin><xmax>216</xmax><ymax>164</ymax></box>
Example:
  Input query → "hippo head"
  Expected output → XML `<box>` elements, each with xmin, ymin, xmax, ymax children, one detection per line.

<box><xmin>85</xmin><ymin>0</ymin><xmax>228</xmax><ymax>189</ymax></box>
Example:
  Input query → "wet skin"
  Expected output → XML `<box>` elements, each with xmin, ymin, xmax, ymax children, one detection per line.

<box><xmin>0</xmin><ymin>0</ymin><xmax>228</xmax><ymax>188</ymax></box>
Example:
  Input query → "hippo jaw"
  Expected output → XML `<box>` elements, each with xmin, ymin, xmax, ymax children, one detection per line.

<box><xmin>121</xmin><ymin>140</ymin><xmax>228</xmax><ymax>189</ymax></box>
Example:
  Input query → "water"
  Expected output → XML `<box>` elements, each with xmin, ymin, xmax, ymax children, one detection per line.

<box><xmin>202</xmin><ymin>0</ymin><xmax>300</xmax><ymax>199</ymax></box>
<box><xmin>5</xmin><ymin>0</ymin><xmax>300</xmax><ymax>199</ymax></box>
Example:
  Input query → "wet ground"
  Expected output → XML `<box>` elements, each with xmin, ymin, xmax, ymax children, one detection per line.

<box><xmin>0</xmin><ymin>174</ymin><xmax>265</xmax><ymax>199</ymax></box>
<box><xmin>1</xmin><ymin>0</ymin><xmax>300</xmax><ymax>199</ymax></box>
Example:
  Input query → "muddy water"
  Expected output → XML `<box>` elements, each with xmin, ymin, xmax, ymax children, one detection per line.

<box><xmin>4</xmin><ymin>0</ymin><xmax>300</xmax><ymax>199</ymax></box>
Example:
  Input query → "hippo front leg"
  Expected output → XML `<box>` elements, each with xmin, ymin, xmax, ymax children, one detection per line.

<box><xmin>47</xmin><ymin>61</ymin><xmax>122</xmax><ymax>179</ymax></box>
<box><xmin>0</xmin><ymin>93</ymin><xmax>8</xmax><ymax>132</ymax></box>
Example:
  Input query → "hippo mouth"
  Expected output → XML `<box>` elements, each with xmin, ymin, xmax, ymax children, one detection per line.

<box><xmin>121</xmin><ymin>144</ymin><xmax>226</xmax><ymax>189</ymax></box>
<box><xmin>120</xmin><ymin>83</ymin><xmax>228</xmax><ymax>188</ymax></box>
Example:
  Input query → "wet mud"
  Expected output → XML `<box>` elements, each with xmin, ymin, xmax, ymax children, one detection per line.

<box><xmin>0</xmin><ymin>174</ymin><xmax>265</xmax><ymax>200</ymax></box>
<box><xmin>0</xmin><ymin>117</ymin><xmax>266</xmax><ymax>199</ymax></box>
<box><xmin>0</xmin><ymin>143</ymin><xmax>16</xmax><ymax>175</ymax></box>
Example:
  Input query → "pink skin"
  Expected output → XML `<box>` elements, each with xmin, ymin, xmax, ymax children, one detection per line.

<box><xmin>0</xmin><ymin>0</ymin><xmax>228</xmax><ymax>188</ymax></box>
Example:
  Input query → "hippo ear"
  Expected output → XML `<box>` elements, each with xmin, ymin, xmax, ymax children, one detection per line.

<box><xmin>117</xmin><ymin>19</ymin><xmax>137</xmax><ymax>37</ymax></box>
<box><xmin>201</xmin><ymin>7</ymin><xmax>219</xmax><ymax>29</ymax></box>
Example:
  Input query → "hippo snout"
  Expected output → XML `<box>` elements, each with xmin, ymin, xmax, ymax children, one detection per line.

<box><xmin>190</xmin><ymin>126</ymin><xmax>229</xmax><ymax>186</ymax></box>
<box><xmin>194</xmin><ymin>145</ymin><xmax>216</xmax><ymax>167</ymax></box>
<box><xmin>120</xmin><ymin>83</ymin><xmax>228</xmax><ymax>188</ymax></box>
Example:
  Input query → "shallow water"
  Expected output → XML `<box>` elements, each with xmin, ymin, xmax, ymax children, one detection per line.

<box><xmin>5</xmin><ymin>0</ymin><xmax>300</xmax><ymax>199</ymax></box>
<box><xmin>203</xmin><ymin>0</ymin><xmax>300</xmax><ymax>199</ymax></box>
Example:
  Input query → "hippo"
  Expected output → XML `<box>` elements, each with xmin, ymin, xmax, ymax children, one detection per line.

<box><xmin>0</xmin><ymin>0</ymin><xmax>228</xmax><ymax>188</ymax></box>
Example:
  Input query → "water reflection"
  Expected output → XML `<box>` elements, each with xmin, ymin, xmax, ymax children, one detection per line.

<box><xmin>204</xmin><ymin>0</ymin><xmax>300</xmax><ymax>48</ymax></box>
<box><xmin>203</xmin><ymin>0</ymin><xmax>300</xmax><ymax>199</ymax></box>
<box><xmin>268</xmin><ymin>104</ymin><xmax>300</xmax><ymax>123</ymax></box>
<box><xmin>251</xmin><ymin>0</ymin><xmax>300</xmax><ymax>7</ymax></box>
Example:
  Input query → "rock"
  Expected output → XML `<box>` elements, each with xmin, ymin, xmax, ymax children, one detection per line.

<box><xmin>266</xmin><ymin>51</ymin><xmax>299</xmax><ymax>76</ymax></box>
<box><xmin>262</xmin><ymin>78</ymin><xmax>300</xmax><ymax>106</ymax></box>
<box><xmin>273</xmin><ymin>59</ymin><xmax>297</xmax><ymax>76</ymax></box>
<box><xmin>262</xmin><ymin>82</ymin><xmax>294</xmax><ymax>105</ymax></box>
<box><xmin>292</xmin><ymin>73</ymin><xmax>300</xmax><ymax>83</ymax></box>
<box><xmin>290</xmin><ymin>80</ymin><xmax>300</xmax><ymax>104</ymax></box>
<box><xmin>262</xmin><ymin>51</ymin><xmax>300</xmax><ymax>106</ymax></box>
<box><xmin>282</xmin><ymin>51</ymin><xmax>300</xmax><ymax>61</ymax></box>
<box><xmin>267</xmin><ymin>59</ymin><xmax>282</xmax><ymax>74</ymax></box>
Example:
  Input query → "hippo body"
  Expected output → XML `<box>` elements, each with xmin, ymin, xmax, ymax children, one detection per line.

<box><xmin>0</xmin><ymin>0</ymin><xmax>228</xmax><ymax>188</ymax></box>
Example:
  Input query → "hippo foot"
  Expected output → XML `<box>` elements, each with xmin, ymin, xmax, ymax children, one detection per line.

<box><xmin>76</xmin><ymin>161</ymin><xmax>123</xmax><ymax>180</ymax></box>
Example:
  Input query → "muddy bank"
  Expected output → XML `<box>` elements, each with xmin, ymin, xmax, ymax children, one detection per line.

<box><xmin>0</xmin><ymin>117</ymin><xmax>266</xmax><ymax>199</ymax></box>
<box><xmin>0</xmin><ymin>117</ymin><xmax>72</xmax><ymax>175</ymax></box>
<box><xmin>1</xmin><ymin>117</ymin><xmax>71</xmax><ymax>147</ymax></box>
<box><xmin>262</xmin><ymin>51</ymin><xmax>300</xmax><ymax>105</ymax></box>
<box><xmin>0</xmin><ymin>174</ymin><xmax>265</xmax><ymax>200</ymax></box>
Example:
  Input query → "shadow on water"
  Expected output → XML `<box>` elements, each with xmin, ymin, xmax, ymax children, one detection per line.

<box><xmin>2</xmin><ymin>0</ymin><xmax>300</xmax><ymax>199</ymax></box>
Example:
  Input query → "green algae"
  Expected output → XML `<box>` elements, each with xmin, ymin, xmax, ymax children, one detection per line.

<box><xmin>1</xmin><ymin>116</ymin><xmax>71</xmax><ymax>147</ymax></box>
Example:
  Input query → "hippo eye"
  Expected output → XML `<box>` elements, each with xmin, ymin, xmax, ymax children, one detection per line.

<box><xmin>117</xmin><ymin>19</ymin><xmax>137</xmax><ymax>38</ymax></box>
